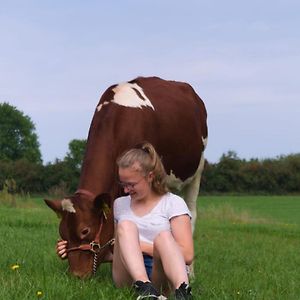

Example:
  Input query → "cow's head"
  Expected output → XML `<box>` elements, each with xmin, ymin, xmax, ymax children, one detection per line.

<box><xmin>44</xmin><ymin>192</ymin><xmax>114</xmax><ymax>278</ymax></box>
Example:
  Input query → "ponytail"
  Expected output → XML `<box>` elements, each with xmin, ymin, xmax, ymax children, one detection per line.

<box><xmin>117</xmin><ymin>142</ymin><xmax>168</xmax><ymax>195</ymax></box>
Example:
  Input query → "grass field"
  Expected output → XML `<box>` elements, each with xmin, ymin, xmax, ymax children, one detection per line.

<box><xmin>1</xmin><ymin>195</ymin><xmax>299</xmax><ymax>299</ymax></box>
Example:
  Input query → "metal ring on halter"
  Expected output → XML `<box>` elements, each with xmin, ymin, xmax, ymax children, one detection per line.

<box><xmin>65</xmin><ymin>208</ymin><xmax>115</xmax><ymax>275</ymax></box>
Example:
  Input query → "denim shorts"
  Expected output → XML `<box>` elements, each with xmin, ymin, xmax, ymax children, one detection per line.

<box><xmin>143</xmin><ymin>254</ymin><xmax>153</xmax><ymax>280</ymax></box>
<box><xmin>143</xmin><ymin>254</ymin><xmax>190</xmax><ymax>279</ymax></box>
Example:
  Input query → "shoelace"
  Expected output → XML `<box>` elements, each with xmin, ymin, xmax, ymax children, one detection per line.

<box><xmin>175</xmin><ymin>282</ymin><xmax>192</xmax><ymax>299</ymax></box>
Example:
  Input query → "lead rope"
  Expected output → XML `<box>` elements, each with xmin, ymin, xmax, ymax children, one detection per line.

<box><xmin>66</xmin><ymin>206</ymin><xmax>115</xmax><ymax>276</ymax></box>
<box><xmin>92</xmin><ymin>237</ymin><xmax>115</xmax><ymax>275</ymax></box>
<box><xmin>93</xmin><ymin>253</ymin><xmax>98</xmax><ymax>275</ymax></box>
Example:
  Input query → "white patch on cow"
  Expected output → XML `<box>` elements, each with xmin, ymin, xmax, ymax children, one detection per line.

<box><xmin>61</xmin><ymin>198</ymin><xmax>76</xmax><ymax>213</ymax></box>
<box><xmin>202</xmin><ymin>136</ymin><xmax>208</xmax><ymax>150</ymax></box>
<box><xmin>111</xmin><ymin>82</ymin><xmax>155</xmax><ymax>110</ymax></box>
<box><xmin>166</xmin><ymin>170</ymin><xmax>193</xmax><ymax>191</ymax></box>
<box><xmin>96</xmin><ymin>101</ymin><xmax>110</xmax><ymax>112</ymax></box>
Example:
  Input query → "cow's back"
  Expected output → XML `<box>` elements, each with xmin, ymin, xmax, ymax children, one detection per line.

<box><xmin>80</xmin><ymin>76</ymin><xmax>207</xmax><ymax>196</ymax></box>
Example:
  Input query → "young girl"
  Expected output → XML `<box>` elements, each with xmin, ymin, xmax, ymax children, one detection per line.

<box><xmin>113</xmin><ymin>142</ymin><xmax>193</xmax><ymax>299</ymax></box>
<box><xmin>57</xmin><ymin>142</ymin><xmax>193</xmax><ymax>299</ymax></box>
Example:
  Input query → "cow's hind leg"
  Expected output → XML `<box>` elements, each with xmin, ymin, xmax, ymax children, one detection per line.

<box><xmin>183</xmin><ymin>152</ymin><xmax>205</xmax><ymax>232</ymax></box>
<box><xmin>183</xmin><ymin>152</ymin><xmax>205</xmax><ymax>279</ymax></box>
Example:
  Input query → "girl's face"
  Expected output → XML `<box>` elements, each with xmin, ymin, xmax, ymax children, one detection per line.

<box><xmin>118</xmin><ymin>162</ymin><xmax>153</xmax><ymax>201</ymax></box>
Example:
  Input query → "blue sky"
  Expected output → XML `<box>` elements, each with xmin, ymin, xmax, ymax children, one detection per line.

<box><xmin>1</xmin><ymin>1</ymin><xmax>299</xmax><ymax>163</ymax></box>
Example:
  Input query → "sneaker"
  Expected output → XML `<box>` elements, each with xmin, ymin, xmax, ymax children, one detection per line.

<box><xmin>133</xmin><ymin>280</ymin><xmax>160</xmax><ymax>300</ymax></box>
<box><xmin>174</xmin><ymin>282</ymin><xmax>192</xmax><ymax>300</ymax></box>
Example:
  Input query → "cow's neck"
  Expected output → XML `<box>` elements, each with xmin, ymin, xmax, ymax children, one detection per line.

<box><xmin>78</xmin><ymin>146</ymin><xmax>117</xmax><ymax>198</ymax></box>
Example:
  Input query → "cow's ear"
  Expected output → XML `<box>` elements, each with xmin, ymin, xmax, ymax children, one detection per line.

<box><xmin>94</xmin><ymin>193</ymin><xmax>112</xmax><ymax>219</ymax></box>
<box><xmin>44</xmin><ymin>199</ymin><xmax>63</xmax><ymax>218</ymax></box>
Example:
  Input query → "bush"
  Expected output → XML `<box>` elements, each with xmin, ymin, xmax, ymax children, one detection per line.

<box><xmin>201</xmin><ymin>152</ymin><xmax>300</xmax><ymax>194</ymax></box>
<box><xmin>0</xmin><ymin>160</ymin><xmax>43</xmax><ymax>193</ymax></box>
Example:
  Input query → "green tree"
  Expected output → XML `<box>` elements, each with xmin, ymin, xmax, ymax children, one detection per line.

<box><xmin>64</xmin><ymin>139</ymin><xmax>86</xmax><ymax>191</ymax></box>
<box><xmin>0</xmin><ymin>102</ymin><xmax>42</xmax><ymax>163</ymax></box>
<box><xmin>65</xmin><ymin>139</ymin><xmax>86</xmax><ymax>169</ymax></box>
<box><xmin>0</xmin><ymin>159</ymin><xmax>44</xmax><ymax>193</ymax></box>
<box><xmin>39</xmin><ymin>139</ymin><xmax>86</xmax><ymax>195</ymax></box>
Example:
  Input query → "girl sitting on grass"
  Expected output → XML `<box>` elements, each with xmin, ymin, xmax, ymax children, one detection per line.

<box><xmin>57</xmin><ymin>142</ymin><xmax>194</xmax><ymax>300</ymax></box>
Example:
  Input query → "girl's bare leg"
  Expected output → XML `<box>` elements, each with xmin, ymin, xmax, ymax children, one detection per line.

<box><xmin>112</xmin><ymin>233</ymin><xmax>132</xmax><ymax>287</ymax></box>
<box><xmin>152</xmin><ymin>253</ymin><xmax>171</xmax><ymax>296</ymax></box>
<box><xmin>112</xmin><ymin>220</ymin><xmax>149</xmax><ymax>287</ymax></box>
<box><xmin>152</xmin><ymin>231</ymin><xmax>189</xmax><ymax>290</ymax></box>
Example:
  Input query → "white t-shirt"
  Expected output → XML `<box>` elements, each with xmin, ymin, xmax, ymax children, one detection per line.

<box><xmin>114</xmin><ymin>192</ymin><xmax>192</xmax><ymax>244</ymax></box>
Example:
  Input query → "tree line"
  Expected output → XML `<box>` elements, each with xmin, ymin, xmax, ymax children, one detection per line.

<box><xmin>1</xmin><ymin>103</ymin><xmax>299</xmax><ymax>196</ymax></box>
<box><xmin>201</xmin><ymin>151</ymin><xmax>300</xmax><ymax>194</ymax></box>
<box><xmin>0</xmin><ymin>139</ymin><xmax>86</xmax><ymax>196</ymax></box>
<box><xmin>1</xmin><ymin>149</ymin><xmax>299</xmax><ymax>196</ymax></box>
<box><xmin>0</xmin><ymin>102</ymin><xmax>85</xmax><ymax>196</ymax></box>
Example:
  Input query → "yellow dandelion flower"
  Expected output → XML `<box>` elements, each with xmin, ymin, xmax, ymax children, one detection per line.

<box><xmin>36</xmin><ymin>291</ymin><xmax>43</xmax><ymax>297</ymax></box>
<box><xmin>11</xmin><ymin>264</ymin><xmax>20</xmax><ymax>270</ymax></box>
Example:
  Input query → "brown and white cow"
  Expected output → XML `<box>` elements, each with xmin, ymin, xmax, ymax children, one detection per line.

<box><xmin>45</xmin><ymin>76</ymin><xmax>207</xmax><ymax>278</ymax></box>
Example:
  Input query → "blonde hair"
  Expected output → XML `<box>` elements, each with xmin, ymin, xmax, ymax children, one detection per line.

<box><xmin>117</xmin><ymin>142</ymin><xmax>169</xmax><ymax>195</ymax></box>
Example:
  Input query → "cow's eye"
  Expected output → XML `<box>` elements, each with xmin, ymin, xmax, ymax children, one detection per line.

<box><xmin>80</xmin><ymin>227</ymin><xmax>90</xmax><ymax>239</ymax></box>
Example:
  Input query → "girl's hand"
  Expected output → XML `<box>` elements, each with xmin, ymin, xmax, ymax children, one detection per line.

<box><xmin>56</xmin><ymin>239</ymin><xmax>68</xmax><ymax>259</ymax></box>
<box><xmin>140</xmin><ymin>241</ymin><xmax>153</xmax><ymax>257</ymax></box>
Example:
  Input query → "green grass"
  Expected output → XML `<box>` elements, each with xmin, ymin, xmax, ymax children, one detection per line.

<box><xmin>196</xmin><ymin>195</ymin><xmax>300</xmax><ymax>299</ymax></box>
<box><xmin>1</xmin><ymin>196</ymin><xmax>299</xmax><ymax>299</ymax></box>
<box><xmin>199</xmin><ymin>195</ymin><xmax>300</xmax><ymax>225</ymax></box>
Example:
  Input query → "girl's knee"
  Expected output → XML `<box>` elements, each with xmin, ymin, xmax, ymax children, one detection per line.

<box><xmin>154</xmin><ymin>230</ymin><xmax>173</xmax><ymax>246</ymax></box>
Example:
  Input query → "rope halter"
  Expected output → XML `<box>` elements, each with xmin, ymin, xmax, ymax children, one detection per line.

<box><xmin>66</xmin><ymin>213</ymin><xmax>115</xmax><ymax>275</ymax></box>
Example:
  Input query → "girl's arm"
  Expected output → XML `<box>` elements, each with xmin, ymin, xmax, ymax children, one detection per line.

<box><xmin>170</xmin><ymin>215</ymin><xmax>194</xmax><ymax>265</ymax></box>
<box><xmin>140</xmin><ymin>240</ymin><xmax>154</xmax><ymax>256</ymax></box>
